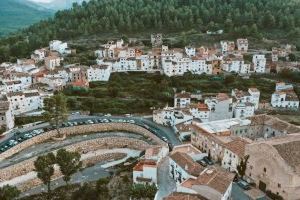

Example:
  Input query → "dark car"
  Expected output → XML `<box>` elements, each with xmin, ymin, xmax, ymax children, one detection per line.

<box><xmin>237</xmin><ymin>179</ymin><xmax>251</xmax><ymax>190</ymax></box>
<box><xmin>203</xmin><ymin>156</ymin><xmax>214</xmax><ymax>165</ymax></box>
<box><xmin>197</xmin><ymin>159</ymin><xmax>207</xmax><ymax>167</ymax></box>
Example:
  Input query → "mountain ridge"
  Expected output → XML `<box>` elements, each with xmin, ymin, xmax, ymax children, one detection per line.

<box><xmin>0</xmin><ymin>0</ymin><xmax>53</xmax><ymax>36</ymax></box>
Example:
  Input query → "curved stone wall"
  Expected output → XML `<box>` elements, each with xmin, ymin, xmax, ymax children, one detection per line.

<box><xmin>0</xmin><ymin>137</ymin><xmax>152</xmax><ymax>182</ymax></box>
<box><xmin>0</xmin><ymin>123</ymin><xmax>166</xmax><ymax>160</ymax></box>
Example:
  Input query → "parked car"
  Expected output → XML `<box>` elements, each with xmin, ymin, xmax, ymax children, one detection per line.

<box><xmin>203</xmin><ymin>156</ymin><xmax>214</xmax><ymax>165</ymax></box>
<box><xmin>237</xmin><ymin>179</ymin><xmax>251</xmax><ymax>190</ymax></box>
<box><xmin>197</xmin><ymin>159</ymin><xmax>207</xmax><ymax>167</ymax></box>
<box><xmin>162</xmin><ymin>136</ymin><xmax>168</xmax><ymax>142</ymax></box>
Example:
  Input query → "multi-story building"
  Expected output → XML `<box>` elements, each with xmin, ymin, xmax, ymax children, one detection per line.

<box><xmin>245</xmin><ymin>134</ymin><xmax>300</xmax><ymax>200</ymax></box>
<box><xmin>174</xmin><ymin>91</ymin><xmax>191</xmax><ymax>108</ymax></box>
<box><xmin>45</xmin><ymin>55</ymin><xmax>62</xmax><ymax>71</ymax></box>
<box><xmin>220</xmin><ymin>41</ymin><xmax>235</xmax><ymax>54</ymax></box>
<box><xmin>204</xmin><ymin>93</ymin><xmax>233</xmax><ymax>121</ymax></box>
<box><xmin>185</xmin><ymin>46</ymin><xmax>196</xmax><ymax>57</ymax></box>
<box><xmin>0</xmin><ymin>95</ymin><xmax>14</xmax><ymax>130</ymax></box>
<box><xmin>232</xmin><ymin>88</ymin><xmax>260</xmax><ymax>110</ymax></box>
<box><xmin>221</xmin><ymin>138</ymin><xmax>250</xmax><ymax>172</ymax></box>
<box><xmin>236</xmin><ymin>39</ymin><xmax>248</xmax><ymax>52</ymax></box>
<box><xmin>252</xmin><ymin>54</ymin><xmax>266</xmax><ymax>73</ymax></box>
<box><xmin>87</xmin><ymin>65</ymin><xmax>111</xmax><ymax>82</ymax></box>
<box><xmin>49</xmin><ymin>40</ymin><xmax>71</xmax><ymax>55</ymax></box>
<box><xmin>191</xmin><ymin>119</ymin><xmax>251</xmax><ymax>162</ymax></box>
<box><xmin>7</xmin><ymin>90</ymin><xmax>43</xmax><ymax>115</ymax></box>
<box><xmin>221</xmin><ymin>55</ymin><xmax>250</xmax><ymax>74</ymax></box>
<box><xmin>189</xmin><ymin>103</ymin><xmax>210</xmax><ymax>122</ymax></box>
<box><xmin>271</xmin><ymin>82</ymin><xmax>299</xmax><ymax>109</ymax></box>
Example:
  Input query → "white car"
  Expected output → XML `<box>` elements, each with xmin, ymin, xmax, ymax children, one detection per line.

<box><xmin>162</xmin><ymin>136</ymin><xmax>168</xmax><ymax>142</ymax></box>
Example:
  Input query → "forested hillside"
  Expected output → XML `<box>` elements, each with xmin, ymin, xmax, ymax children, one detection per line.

<box><xmin>0</xmin><ymin>0</ymin><xmax>299</xmax><ymax>63</ymax></box>
<box><xmin>0</xmin><ymin>0</ymin><xmax>52</xmax><ymax>36</ymax></box>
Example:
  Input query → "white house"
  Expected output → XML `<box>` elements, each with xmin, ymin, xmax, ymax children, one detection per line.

<box><xmin>271</xmin><ymin>82</ymin><xmax>299</xmax><ymax>109</ymax></box>
<box><xmin>0</xmin><ymin>95</ymin><xmax>14</xmax><ymax>130</ymax></box>
<box><xmin>169</xmin><ymin>152</ymin><xmax>204</xmax><ymax>185</ymax></box>
<box><xmin>153</xmin><ymin>107</ymin><xmax>193</xmax><ymax>126</ymax></box>
<box><xmin>222</xmin><ymin>56</ymin><xmax>250</xmax><ymax>74</ymax></box>
<box><xmin>7</xmin><ymin>90</ymin><xmax>43</xmax><ymax>115</ymax></box>
<box><xmin>236</xmin><ymin>39</ymin><xmax>248</xmax><ymax>52</ymax></box>
<box><xmin>3</xmin><ymin>79</ymin><xmax>30</xmax><ymax>93</ymax></box>
<box><xmin>222</xmin><ymin>138</ymin><xmax>250</xmax><ymax>172</ymax></box>
<box><xmin>49</xmin><ymin>40</ymin><xmax>71</xmax><ymax>55</ymax></box>
<box><xmin>231</xmin><ymin>88</ymin><xmax>260</xmax><ymax>110</ymax></box>
<box><xmin>252</xmin><ymin>54</ymin><xmax>266</xmax><ymax>73</ymax></box>
<box><xmin>185</xmin><ymin>46</ymin><xmax>196</xmax><ymax>57</ymax></box>
<box><xmin>31</xmin><ymin>49</ymin><xmax>47</xmax><ymax>62</ymax></box>
<box><xmin>233</xmin><ymin>102</ymin><xmax>255</xmax><ymax>119</ymax></box>
<box><xmin>133</xmin><ymin>160</ymin><xmax>158</xmax><ymax>185</ymax></box>
<box><xmin>220</xmin><ymin>41</ymin><xmax>235</xmax><ymax>54</ymax></box>
<box><xmin>174</xmin><ymin>91</ymin><xmax>191</xmax><ymax>108</ymax></box>
<box><xmin>205</xmin><ymin>93</ymin><xmax>233</xmax><ymax>121</ymax></box>
<box><xmin>40</xmin><ymin>76</ymin><xmax>67</xmax><ymax>91</ymax></box>
<box><xmin>189</xmin><ymin>58</ymin><xmax>213</xmax><ymax>75</ymax></box>
<box><xmin>45</xmin><ymin>55</ymin><xmax>62</xmax><ymax>70</ymax></box>
<box><xmin>189</xmin><ymin>103</ymin><xmax>210</xmax><ymax>122</ymax></box>
<box><xmin>87</xmin><ymin>65</ymin><xmax>111</xmax><ymax>82</ymax></box>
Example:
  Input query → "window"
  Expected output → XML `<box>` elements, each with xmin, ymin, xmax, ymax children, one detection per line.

<box><xmin>263</xmin><ymin>167</ymin><xmax>267</xmax><ymax>173</ymax></box>
<box><xmin>278</xmin><ymin>183</ymin><xmax>281</xmax><ymax>188</ymax></box>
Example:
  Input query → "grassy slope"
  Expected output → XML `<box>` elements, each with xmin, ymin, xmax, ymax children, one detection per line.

<box><xmin>0</xmin><ymin>0</ymin><xmax>53</xmax><ymax>36</ymax></box>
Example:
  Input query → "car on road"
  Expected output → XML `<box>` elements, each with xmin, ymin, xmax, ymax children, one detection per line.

<box><xmin>237</xmin><ymin>179</ymin><xmax>251</xmax><ymax>190</ymax></box>
<box><xmin>8</xmin><ymin>140</ymin><xmax>18</xmax><ymax>146</ymax></box>
<box><xmin>162</xmin><ymin>136</ymin><xmax>168</xmax><ymax>142</ymax></box>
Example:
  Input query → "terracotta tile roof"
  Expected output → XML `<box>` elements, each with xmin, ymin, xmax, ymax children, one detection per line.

<box><xmin>224</xmin><ymin>138</ymin><xmax>250</xmax><ymax>157</ymax></box>
<box><xmin>181</xmin><ymin>168</ymin><xmax>235</xmax><ymax>195</ymax></box>
<box><xmin>133</xmin><ymin>160</ymin><xmax>157</xmax><ymax>171</ymax></box>
<box><xmin>175</xmin><ymin>91</ymin><xmax>191</xmax><ymax>99</ymax></box>
<box><xmin>248</xmin><ymin>114</ymin><xmax>300</xmax><ymax>134</ymax></box>
<box><xmin>170</xmin><ymin>152</ymin><xmax>204</xmax><ymax>176</ymax></box>
<box><xmin>273</xmin><ymin>140</ymin><xmax>300</xmax><ymax>172</ymax></box>
<box><xmin>163</xmin><ymin>192</ymin><xmax>208</xmax><ymax>200</ymax></box>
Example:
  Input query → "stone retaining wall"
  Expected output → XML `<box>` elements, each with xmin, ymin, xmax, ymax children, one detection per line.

<box><xmin>18</xmin><ymin>153</ymin><xmax>126</xmax><ymax>192</ymax></box>
<box><xmin>0</xmin><ymin>137</ymin><xmax>151</xmax><ymax>182</ymax></box>
<box><xmin>0</xmin><ymin>123</ymin><xmax>165</xmax><ymax>160</ymax></box>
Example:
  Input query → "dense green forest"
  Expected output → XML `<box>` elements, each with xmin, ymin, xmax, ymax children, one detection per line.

<box><xmin>0</xmin><ymin>0</ymin><xmax>300</xmax><ymax>63</ymax></box>
<box><xmin>0</xmin><ymin>0</ymin><xmax>52</xmax><ymax>37</ymax></box>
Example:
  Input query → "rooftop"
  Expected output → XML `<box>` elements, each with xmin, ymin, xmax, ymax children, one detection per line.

<box><xmin>181</xmin><ymin>167</ymin><xmax>235</xmax><ymax>195</ymax></box>
<box><xmin>163</xmin><ymin>192</ymin><xmax>208</xmax><ymax>200</ymax></box>
<box><xmin>224</xmin><ymin>138</ymin><xmax>250</xmax><ymax>157</ymax></box>
<box><xmin>133</xmin><ymin>160</ymin><xmax>157</xmax><ymax>171</ymax></box>
<box><xmin>170</xmin><ymin>152</ymin><xmax>204</xmax><ymax>177</ymax></box>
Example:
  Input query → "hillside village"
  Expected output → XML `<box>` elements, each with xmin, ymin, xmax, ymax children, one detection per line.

<box><xmin>0</xmin><ymin>34</ymin><xmax>300</xmax><ymax>200</ymax></box>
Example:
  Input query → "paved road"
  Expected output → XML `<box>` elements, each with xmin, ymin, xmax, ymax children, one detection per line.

<box><xmin>0</xmin><ymin>115</ymin><xmax>180</xmax><ymax>154</ymax></box>
<box><xmin>0</xmin><ymin>132</ymin><xmax>146</xmax><ymax>169</ymax></box>
<box><xmin>156</xmin><ymin>156</ymin><xmax>176</xmax><ymax>200</ymax></box>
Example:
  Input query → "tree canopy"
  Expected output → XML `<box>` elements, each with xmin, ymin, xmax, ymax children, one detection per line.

<box><xmin>0</xmin><ymin>185</ymin><xmax>20</xmax><ymax>200</ymax></box>
<box><xmin>0</xmin><ymin>0</ymin><xmax>299</xmax><ymax>62</ymax></box>
<box><xmin>43</xmin><ymin>93</ymin><xmax>68</xmax><ymax>136</ymax></box>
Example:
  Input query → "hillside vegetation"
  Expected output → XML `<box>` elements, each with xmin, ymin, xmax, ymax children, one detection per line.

<box><xmin>0</xmin><ymin>0</ymin><xmax>52</xmax><ymax>37</ymax></box>
<box><xmin>0</xmin><ymin>0</ymin><xmax>300</xmax><ymax>63</ymax></box>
